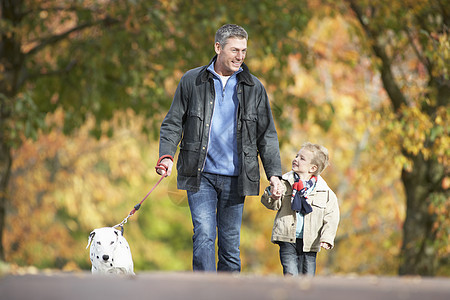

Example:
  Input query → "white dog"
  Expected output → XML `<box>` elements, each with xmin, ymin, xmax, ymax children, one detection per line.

<box><xmin>86</xmin><ymin>227</ymin><xmax>135</xmax><ymax>275</ymax></box>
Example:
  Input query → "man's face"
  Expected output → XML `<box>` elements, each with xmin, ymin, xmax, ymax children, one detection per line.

<box><xmin>214</xmin><ymin>37</ymin><xmax>247</xmax><ymax>76</ymax></box>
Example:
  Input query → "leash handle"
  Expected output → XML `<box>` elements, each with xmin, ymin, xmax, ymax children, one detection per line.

<box><xmin>155</xmin><ymin>155</ymin><xmax>173</xmax><ymax>175</ymax></box>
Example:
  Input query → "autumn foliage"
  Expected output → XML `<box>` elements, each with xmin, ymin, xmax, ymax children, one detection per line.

<box><xmin>1</xmin><ymin>0</ymin><xmax>448</xmax><ymax>276</ymax></box>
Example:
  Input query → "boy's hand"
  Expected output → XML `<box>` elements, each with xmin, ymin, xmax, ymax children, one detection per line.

<box><xmin>269</xmin><ymin>176</ymin><xmax>282</xmax><ymax>199</ymax></box>
<box><xmin>320</xmin><ymin>242</ymin><xmax>332</xmax><ymax>250</ymax></box>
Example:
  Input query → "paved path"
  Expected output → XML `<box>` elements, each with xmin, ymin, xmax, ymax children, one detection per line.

<box><xmin>1</xmin><ymin>271</ymin><xmax>450</xmax><ymax>300</ymax></box>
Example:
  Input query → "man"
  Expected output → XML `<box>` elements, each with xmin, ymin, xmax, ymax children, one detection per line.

<box><xmin>156</xmin><ymin>24</ymin><xmax>282</xmax><ymax>272</ymax></box>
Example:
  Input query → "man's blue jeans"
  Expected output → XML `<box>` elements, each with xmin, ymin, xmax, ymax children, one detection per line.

<box><xmin>187</xmin><ymin>172</ymin><xmax>245</xmax><ymax>272</ymax></box>
<box><xmin>277</xmin><ymin>239</ymin><xmax>317</xmax><ymax>276</ymax></box>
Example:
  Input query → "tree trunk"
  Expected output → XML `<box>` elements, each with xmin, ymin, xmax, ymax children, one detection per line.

<box><xmin>1</xmin><ymin>0</ymin><xmax>24</xmax><ymax>260</ymax></box>
<box><xmin>399</xmin><ymin>154</ymin><xmax>445</xmax><ymax>275</ymax></box>
<box><xmin>0</xmin><ymin>141</ymin><xmax>11</xmax><ymax>260</ymax></box>
<box><xmin>347</xmin><ymin>1</ymin><xmax>448</xmax><ymax>276</ymax></box>
<box><xmin>398</xmin><ymin>81</ymin><xmax>449</xmax><ymax>275</ymax></box>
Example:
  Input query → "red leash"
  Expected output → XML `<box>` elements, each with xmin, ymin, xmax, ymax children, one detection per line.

<box><xmin>113</xmin><ymin>155</ymin><xmax>172</xmax><ymax>231</ymax></box>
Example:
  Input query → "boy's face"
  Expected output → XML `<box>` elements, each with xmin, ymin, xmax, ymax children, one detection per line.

<box><xmin>292</xmin><ymin>148</ymin><xmax>317</xmax><ymax>177</ymax></box>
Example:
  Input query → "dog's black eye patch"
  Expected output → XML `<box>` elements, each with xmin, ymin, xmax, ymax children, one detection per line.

<box><xmin>96</xmin><ymin>241</ymin><xmax>101</xmax><ymax>245</ymax></box>
<box><xmin>110</xmin><ymin>241</ymin><xmax>114</xmax><ymax>245</ymax></box>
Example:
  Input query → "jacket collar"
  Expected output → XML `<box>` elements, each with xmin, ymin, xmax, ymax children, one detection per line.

<box><xmin>282</xmin><ymin>171</ymin><xmax>329</xmax><ymax>192</ymax></box>
<box><xmin>199</xmin><ymin>55</ymin><xmax>254</xmax><ymax>86</ymax></box>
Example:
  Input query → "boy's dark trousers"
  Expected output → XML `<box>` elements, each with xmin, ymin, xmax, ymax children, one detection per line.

<box><xmin>277</xmin><ymin>239</ymin><xmax>317</xmax><ymax>276</ymax></box>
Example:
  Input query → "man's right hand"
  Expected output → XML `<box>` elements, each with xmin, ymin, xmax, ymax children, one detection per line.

<box><xmin>156</xmin><ymin>157</ymin><xmax>173</xmax><ymax>177</ymax></box>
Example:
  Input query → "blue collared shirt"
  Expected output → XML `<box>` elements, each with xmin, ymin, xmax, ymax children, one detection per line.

<box><xmin>203</xmin><ymin>62</ymin><xmax>242</xmax><ymax>176</ymax></box>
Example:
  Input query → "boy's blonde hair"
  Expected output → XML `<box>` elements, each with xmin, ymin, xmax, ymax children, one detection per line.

<box><xmin>302</xmin><ymin>142</ymin><xmax>329</xmax><ymax>176</ymax></box>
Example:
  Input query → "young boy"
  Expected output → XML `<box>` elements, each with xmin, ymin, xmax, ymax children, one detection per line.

<box><xmin>261</xmin><ymin>142</ymin><xmax>340</xmax><ymax>276</ymax></box>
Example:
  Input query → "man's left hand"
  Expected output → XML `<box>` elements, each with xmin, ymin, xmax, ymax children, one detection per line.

<box><xmin>269</xmin><ymin>176</ymin><xmax>282</xmax><ymax>199</ymax></box>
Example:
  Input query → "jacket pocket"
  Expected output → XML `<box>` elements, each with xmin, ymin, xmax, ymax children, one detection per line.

<box><xmin>243</xmin><ymin>147</ymin><xmax>259</xmax><ymax>182</ymax></box>
<box><xmin>178</xmin><ymin>141</ymin><xmax>201</xmax><ymax>176</ymax></box>
<box><xmin>307</xmin><ymin>192</ymin><xmax>327</xmax><ymax>234</ymax></box>
<box><xmin>242</xmin><ymin>114</ymin><xmax>257</xmax><ymax>143</ymax></box>
<box><xmin>177</xmin><ymin>109</ymin><xmax>203</xmax><ymax>177</ymax></box>
<box><xmin>273</xmin><ymin>213</ymin><xmax>296</xmax><ymax>242</ymax></box>
<box><xmin>311</xmin><ymin>193</ymin><xmax>327</xmax><ymax>209</ymax></box>
<box><xmin>183</xmin><ymin>110</ymin><xmax>203</xmax><ymax>142</ymax></box>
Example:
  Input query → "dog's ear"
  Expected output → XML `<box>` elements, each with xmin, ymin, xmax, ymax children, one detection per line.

<box><xmin>113</xmin><ymin>227</ymin><xmax>124</xmax><ymax>236</ymax></box>
<box><xmin>86</xmin><ymin>230</ymin><xmax>96</xmax><ymax>249</ymax></box>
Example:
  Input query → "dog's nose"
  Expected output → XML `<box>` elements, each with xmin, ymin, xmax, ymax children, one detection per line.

<box><xmin>102</xmin><ymin>254</ymin><xmax>109</xmax><ymax>261</ymax></box>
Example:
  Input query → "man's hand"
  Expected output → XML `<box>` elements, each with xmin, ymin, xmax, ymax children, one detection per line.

<box><xmin>156</xmin><ymin>157</ymin><xmax>173</xmax><ymax>177</ymax></box>
<box><xmin>269</xmin><ymin>176</ymin><xmax>282</xmax><ymax>199</ymax></box>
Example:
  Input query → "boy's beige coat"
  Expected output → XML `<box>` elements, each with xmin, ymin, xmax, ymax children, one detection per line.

<box><xmin>261</xmin><ymin>171</ymin><xmax>340</xmax><ymax>252</ymax></box>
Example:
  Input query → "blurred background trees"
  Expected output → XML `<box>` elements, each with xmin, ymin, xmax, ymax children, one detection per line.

<box><xmin>1</xmin><ymin>0</ymin><xmax>448</xmax><ymax>276</ymax></box>
<box><xmin>343</xmin><ymin>0</ymin><xmax>449</xmax><ymax>276</ymax></box>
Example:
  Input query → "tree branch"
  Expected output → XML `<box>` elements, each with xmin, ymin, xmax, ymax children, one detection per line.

<box><xmin>437</xmin><ymin>0</ymin><xmax>449</xmax><ymax>28</ymax></box>
<box><xmin>22</xmin><ymin>59</ymin><xmax>77</xmax><ymax>85</ymax></box>
<box><xmin>347</xmin><ymin>0</ymin><xmax>408</xmax><ymax>113</ymax></box>
<box><xmin>25</xmin><ymin>16</ymin><xmax>120</xmax><ymax>57</ymax></box>
<box><xmin>404</xmin><ymin>27</ymin><xmax>431</xmax><ymax>72</ymax></box>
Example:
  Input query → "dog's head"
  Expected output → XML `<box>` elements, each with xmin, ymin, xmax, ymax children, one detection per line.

<box><xmin>86</xmin><ymin>227</ymin><xmax>122</xmax><ymax>271</ymax></box>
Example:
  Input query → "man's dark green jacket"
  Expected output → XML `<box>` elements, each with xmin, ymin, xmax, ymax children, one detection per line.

<box><xmin>159</xmin><ymin>56</ymin><xmax>282</xmax><ymax>196</ymax></box>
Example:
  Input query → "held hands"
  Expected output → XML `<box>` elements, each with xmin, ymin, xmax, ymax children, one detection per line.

<box><xmin>269</xmin><ymin>176</ymin><xmax>282</xmax><ymax>200</ymax></box>
<box><xmin>155</xmin><ymin>156</ymin><xmax>174</xmax><ymax>177</ymax></box>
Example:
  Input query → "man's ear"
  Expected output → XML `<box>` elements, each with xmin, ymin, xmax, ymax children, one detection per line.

<box><xmin>214</xmin><ymin>42</ymin><xmax>221</xmax><ymax>55</ymax></box>
<box><xmin>310</xmin><ymin>165</ymin><xmax>318</xmax><ymax>174</ymax></box>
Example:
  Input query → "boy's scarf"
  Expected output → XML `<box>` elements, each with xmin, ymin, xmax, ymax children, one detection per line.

<box><xmin>291</xmin><ymin>173</ymin><xmax>317</xmax><ymax>215</ymax></box>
